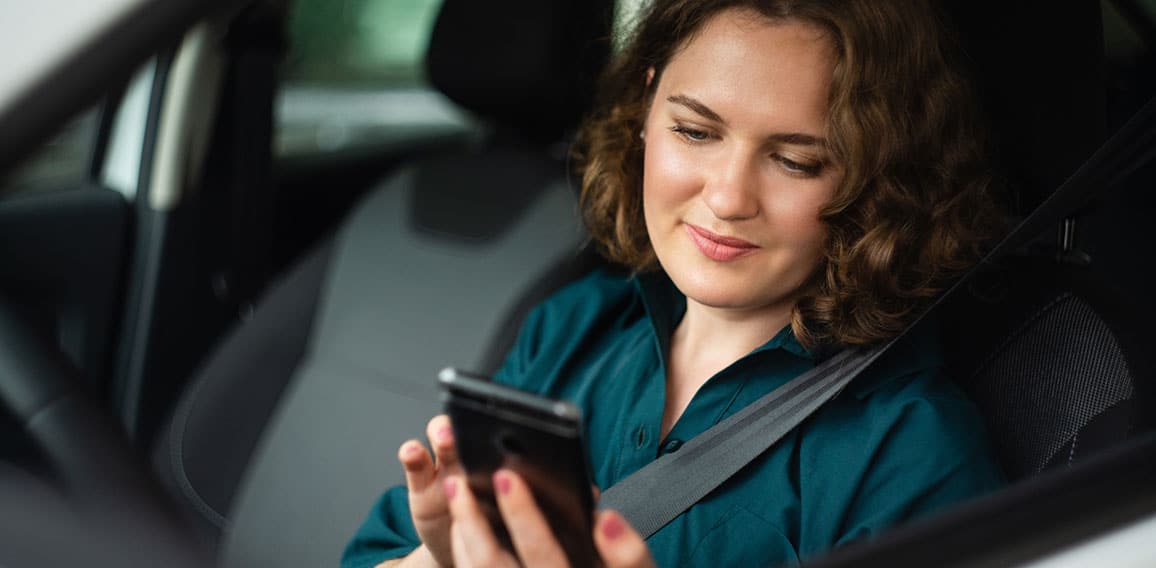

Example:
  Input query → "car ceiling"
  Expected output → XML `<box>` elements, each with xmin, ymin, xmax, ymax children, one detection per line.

<box><xmin>0</xmin><ymin>0</ymin><xmax>244</xmax><ymax>175</ymax></box>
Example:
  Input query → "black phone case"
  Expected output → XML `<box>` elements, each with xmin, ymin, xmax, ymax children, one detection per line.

<box><xmin>439</xmin><ymin>368</ymin><xmax>598</xmax><ymax>566</ymax></box>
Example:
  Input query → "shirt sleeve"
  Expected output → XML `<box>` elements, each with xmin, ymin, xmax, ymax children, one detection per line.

<box><xmin>340</xmin><ymin>486</ymin><xmax>421</xmax><ymax>568</ymax></box>
<box><xmin>798</xmin><ymin>370</ymin><xmax>1008</xmax><ymax>557</ymax></box>
<box><xmin>842</xmin><ymin>396</ymin><xmax>1006</xmax><ymax>544</ymax></box>
<box><xmin>491</xmin><ymin>302</ymin><xmax>547</xmax><ymax>388</ymax></box>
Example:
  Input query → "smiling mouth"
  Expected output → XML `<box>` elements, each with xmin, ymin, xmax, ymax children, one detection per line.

<box><xmin>685</xmin><ymin>224</ymin><xmax>759</xmax><ymax>262</ymax></box>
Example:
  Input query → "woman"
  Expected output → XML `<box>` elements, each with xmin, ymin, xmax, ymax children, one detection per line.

<box><xmin>344</xmin><ymin>1</ymin><xmax>1006</xmax><ymax>566</ymax></box>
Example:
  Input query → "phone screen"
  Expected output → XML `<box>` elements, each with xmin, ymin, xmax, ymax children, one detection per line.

<box><xmin>438</xmin><ymin>368</ymin><xmax>598</xmax><ymax>566</ymax></box>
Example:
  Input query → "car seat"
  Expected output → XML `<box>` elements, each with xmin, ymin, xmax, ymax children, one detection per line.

<box><xmin>937</xmin><ymin>0</ymin><xmax>1154</xmax><ymax>480</ymax></box>
<box><xmin>151</xmin><ymin>1</ymin><xmax>613</xmax><ymax>565</ymax></box>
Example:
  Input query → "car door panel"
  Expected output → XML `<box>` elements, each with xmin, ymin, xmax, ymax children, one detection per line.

<box><xmin>0</xmin><ymin>185</ymin><xmax>130</xmax><ymax>391</ymax></box>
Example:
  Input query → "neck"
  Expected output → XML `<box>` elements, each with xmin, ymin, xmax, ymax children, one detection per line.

<box><xmin>670</xmin><ymin>299</ymin><xmax>793</xmax><ymax>383</ymax></box>
<box><xmin>660</xmin><ymin>298</ymin><xmax>794</xmax><ymax>438</ymax></box>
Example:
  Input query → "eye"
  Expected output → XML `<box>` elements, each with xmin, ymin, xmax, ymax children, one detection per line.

<box><xmin>669</xmin><ymin>124</ymin><xmax>713</xmax><ymax>143</ymax></box>
<box><xmin>773</xmin><ymin>154</ymin><xmax>823</xmax><ymax>177</ymax></box>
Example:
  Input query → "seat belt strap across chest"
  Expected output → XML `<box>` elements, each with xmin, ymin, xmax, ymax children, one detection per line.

<box><xmin>598</xmin><ymin>96</ymin><xmax>1156</xmax><ymax>539</ymax></box>
<box><xmin>598</xmin><ymin>346</ymin><xmax>883</xmax><ymax>538</ymax></box>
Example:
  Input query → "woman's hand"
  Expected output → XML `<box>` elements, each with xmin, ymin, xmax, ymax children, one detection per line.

<box><xmin>444</xmin><ymin>470</ymin><xmax>655</xmax><ymax>568</ymax></box>
<box><xmin>398</xmin><ymin>415</ymin><xmax>462</xmax><ymax>567</ymax></box>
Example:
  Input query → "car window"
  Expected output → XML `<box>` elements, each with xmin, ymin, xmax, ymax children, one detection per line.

<box><xmin>614</xmin><ymin>0</ymin><xmax>645</xmax><ymax>49</ymax></box>
<box><xmin>0</xmin><ymin>109</ymin><xmax>99</xmax><ymax>199</ymax></box>
<box><xmin>99</xmin><ymin>62</ymin><xmax>157</xmax><ymax>201</ymax></box>
<box><xmin>276</xmin><ymin>0</ymin><xmax>474</xmax><ymax>159</ymax></box>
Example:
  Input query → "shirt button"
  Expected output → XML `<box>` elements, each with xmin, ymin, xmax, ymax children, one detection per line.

<box><xmin>661</xmin><ymin>438</ymin><xmax>683</xmax><ymax>454</ymax></box>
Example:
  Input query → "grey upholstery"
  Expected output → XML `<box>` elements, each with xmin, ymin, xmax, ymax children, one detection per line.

<box><xmin>153</xmin><ymin>238</ymin><xmax>334</xmax><ymax>546</ymax></box>
<box><xmin>942</xmin><ymin>262</ymin><xmax>1150</xmax><ymax>481</ymax></box>
<box><xmin>150</xmin><ymin>1</ymin><xmax>614</xmax><ymax>564</ymax></box>
<box><xmin>219</xmin><ymin>156</ymin><xmax>586</xmax><ymax>566</ymax></box>
<box><xmin>983</xmin><ymin>292</ymin><xmax>1134</xmax><ymax>475</ymax></box>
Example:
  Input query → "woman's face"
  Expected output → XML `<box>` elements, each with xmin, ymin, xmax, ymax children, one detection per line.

<box><xmin>642</xmin><ymin>9</ymin><xmax>842</xmax><ymax>318</ymax></box>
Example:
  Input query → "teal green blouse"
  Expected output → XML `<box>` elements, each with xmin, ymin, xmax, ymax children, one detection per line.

<box><xmin>342</xmin><ymin>269</ymin><xmax>1006</xmax><ymax>567</ymax></box>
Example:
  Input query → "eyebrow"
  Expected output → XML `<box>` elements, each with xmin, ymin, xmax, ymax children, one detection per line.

<box><xmin>667</xmin><ymin>94</ymin><xmax>726</xmax><ymax>125</ymax></box>
<box><xmin>666</xmin><ymin>93</ymin><xmax>828</xmax><ymax>147</ymax></box>
<box><xmin>768</xmin><ymin>132</ymin><xmax>826</xmax><ymax>146</ymax></box>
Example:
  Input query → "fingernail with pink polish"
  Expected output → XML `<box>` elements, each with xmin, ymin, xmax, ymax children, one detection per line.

<box><xmin>438</xmin><ymin>426</ymin><xmax>453</xmax><ymax>442</ymax></box>
<box><xmin>601</xmin><ymin>513</ymin><xmax>624</xmax><ymax>540</ymax></box>
<box><xmin>494</xmin><ymin>471</ymin><xmax>511</xmax><ymax>495</ymax></box>
<box><xmin>443</xmin><ymin>478</ymin><xmax>457</xmax><ymax>500</ymax></box>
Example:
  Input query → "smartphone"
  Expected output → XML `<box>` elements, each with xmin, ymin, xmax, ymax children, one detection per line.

<box><xmin>437</xmin><ymin>367</ymin><xmax>598</xmax><ymax>566</ymax></box>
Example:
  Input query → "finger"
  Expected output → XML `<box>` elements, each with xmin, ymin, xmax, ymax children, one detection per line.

<box><xmin>398</xmin><ymin>439</ymin><xmax>436</xmax><ymax>492</ymax></box>
<box><xmin>445</xmin><ymin>476</ymin><xmax>511</xmax><ymax>567</ymax></box>
<box><xmin>401</xmin><ymin>439</ymin><xmax>449</xmax><ymax>525</ymax></box>
<box><xmin>493</xmin><ymin>470</ymin><xmax>568</xmax><ymax>566</ymax></box>
<box><xmin>592</xmin><ymin>485</ymin><xmax>601</xmax><ymax>502</ymax></box>
<box><xmin>426</xmin><ymin>415</ymin><xmax>460</xmax><ymax>472</ymax></box>
<box><xmin>594</xmin><ymin>510</ymin><xmax>655</xmax><ymax>568</ymax></box>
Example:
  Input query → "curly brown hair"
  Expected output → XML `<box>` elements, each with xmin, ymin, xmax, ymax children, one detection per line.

<box><xmin>574</xmin><ymin>0</ymin><xmax>1003</xmax><ymax>348</ymax></box>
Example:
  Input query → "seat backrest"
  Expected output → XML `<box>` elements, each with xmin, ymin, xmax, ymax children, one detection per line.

<box><xmin>151</xmin><ymin>1</ymin><xmax>614</xmax><ymax>565</ymax></box>
<box><xmin>942</xmin><ymin>261</ymin><xmax>1152</xmax><ymax>480</ymax></box>
<box><xmin>939</xmin><ymin>0</ymin><xmax>1154</xmax><ymax>479</ymax></box>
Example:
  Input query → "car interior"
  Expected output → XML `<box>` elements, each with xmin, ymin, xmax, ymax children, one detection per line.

<box><xmin>0</xmin><ymin>0</ymin><xmax>1154</xmax><ymax>566</ymax></box>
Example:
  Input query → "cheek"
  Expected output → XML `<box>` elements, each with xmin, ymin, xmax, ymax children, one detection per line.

<box><xmin>762</xmin><ymin>182</ymin><xmax>836</xmax><ymax>247</ymax></box>
<box><xmin>772</xmin><ymin>190</ymin><xmax>827</xmax><ymax>231</ymax></box>
<box><xmin>642</xmin><ymin>135</ymin><xmax>701</xmax><ymax>208</ymax></box>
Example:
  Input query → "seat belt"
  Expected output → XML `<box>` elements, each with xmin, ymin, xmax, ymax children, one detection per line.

<box><xmin>599</xmin><ymin>95</ymin><xmax>1156</xmax><ymax>539</ymax></box>
<box><xmin>599</xmin><ymin>346</ymin><xmax>883</xmax><ymax>538</ymax></box>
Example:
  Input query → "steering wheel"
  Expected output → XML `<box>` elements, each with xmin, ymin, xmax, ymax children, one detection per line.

<box><xmin>0</xmin><ymin>298</ymin><xmax>205</xmax><ymax>566</ymax></box>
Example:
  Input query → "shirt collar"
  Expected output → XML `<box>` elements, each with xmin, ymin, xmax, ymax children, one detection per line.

<box><xmin>633</xmin><ymin>270</ymin><xmax>818</xmax><ymax>363</ymax></box>
<box><xmin>632</xmin><ymin>270</ymin><xmax>943</xmax><ymax>398</ymax></box>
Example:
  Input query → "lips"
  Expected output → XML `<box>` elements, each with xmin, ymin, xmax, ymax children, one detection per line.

<box><xmin>685</xmin><ymin>224</ymin><xmax>759</xmax><ymax>262</ymax></box>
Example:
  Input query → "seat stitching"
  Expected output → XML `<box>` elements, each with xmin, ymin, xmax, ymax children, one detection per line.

<box><xmin>169</xmin><ymin>373</ymin><xmax>229</xmax><ymax>528</ymax></box>
<box><xmin>1068</xmin><ymin>431</ymin><xmax>1079</xmax><ymax>467</ymax></box>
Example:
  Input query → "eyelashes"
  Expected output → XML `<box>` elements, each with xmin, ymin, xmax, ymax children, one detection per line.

<box><xmin>773</xmin><ymin>155</ymin><xmax>823</xmax><ymax>177</ymax></box>
<box><xmin>669</xmin><ymin>124</ymin><xmax>712</xmax><ymax>142</ymax></box>
<box><xmin>667</xmin><ymin>123</ymin><xmax>826</xmax><ymax>178</ymax></box>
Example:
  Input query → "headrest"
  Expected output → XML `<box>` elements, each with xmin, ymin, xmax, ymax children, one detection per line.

<box><xmin>941</xmin><ymin>0</ymin><xmax>1107</xmax><ymax>213</ymax></box>
<box><xmin>425</xmin><ymin>0</ymin><xmax>615</xmax><ymax>142</ymax></box>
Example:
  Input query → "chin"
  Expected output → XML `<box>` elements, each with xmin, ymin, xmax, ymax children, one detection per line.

<box><xmin>667</xmin><ymin>264</ymin><xmax>768</xmax><ymax>309</ymax></box>
<box><xmin>662</xmin><ymin>253</ymin><xmax>813</xmax><ymax>316</ymax></box>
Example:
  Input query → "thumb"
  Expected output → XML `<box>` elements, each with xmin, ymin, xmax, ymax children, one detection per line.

<box><xmin>593</xmin><ymin>510</ymin><xmax>655</xmax><ymax>568</ymax></box>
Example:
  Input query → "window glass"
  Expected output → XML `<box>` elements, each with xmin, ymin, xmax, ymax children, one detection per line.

<box><xmin>100</xmin><ymin>62</ymin><xmax>156</xmax><ymax>200</ymax></box>
<box><xmin>285</xmin><ymin>0</ymin><xmax>442</xmax><ymax>87</ymax></box>
<box><xmin>614</xmin><ymin>0</ymin><xmax>646</xmax><ymax>50</ymax></box>
<box><xmin>0</xmin><ymin>109</ymin><xmax>98</xmax><ymax>199</ymax></box>
<box><xmin>277</xmin><ymin>0</ymin><xmax>476</xmax><ymax>158</ymax></box>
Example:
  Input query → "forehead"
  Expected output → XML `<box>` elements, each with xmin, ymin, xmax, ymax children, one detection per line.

<box><xmin>655</xmin><ymin>8</ymin><xmax>836</xmax><ymax>129</ymax></box>
<box><xmin>671</xmin><ymin>7</ymin><xmax>835</xmax><ymax>66</ymax></box>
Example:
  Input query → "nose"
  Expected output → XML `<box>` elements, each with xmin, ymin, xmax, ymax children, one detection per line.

<box><xmin>702</xmin><ymin>150</ymin><xmax>760</xmax><ymax>220</ymax></box>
